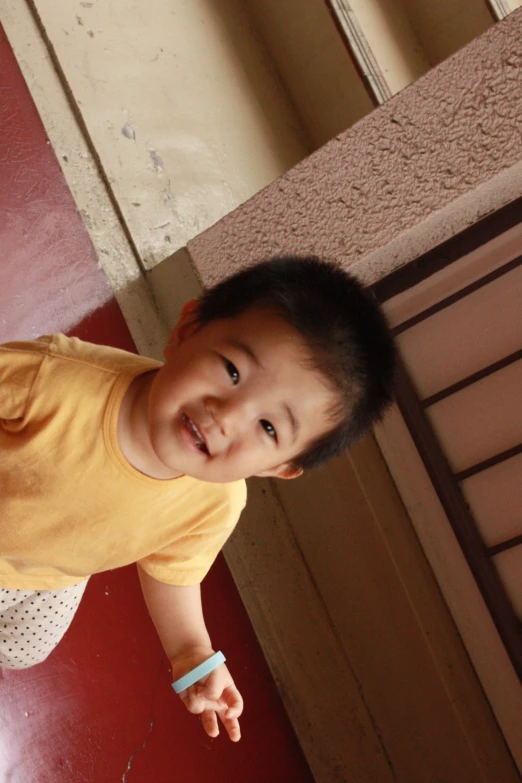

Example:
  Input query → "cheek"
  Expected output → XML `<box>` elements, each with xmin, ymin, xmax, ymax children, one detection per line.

<box><xmin>152</xmin><ymin>359</ymin><xmax>215</xmax><ymax>408</ymax></box>
<box><xmin>149</xmin><ymin>369</ymin><xmax>184</xmax><ymax>415</ymax></box>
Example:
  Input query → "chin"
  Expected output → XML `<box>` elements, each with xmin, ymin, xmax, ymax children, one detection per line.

<box><xmin>185</xmin><ymin>466</ymin><xmax>246</xmax><ymax>483</ymax></box>
<box><xmin>190</xmin><ymin>471</ymin><xmax>240</xmax><ymax>484</ymax></box>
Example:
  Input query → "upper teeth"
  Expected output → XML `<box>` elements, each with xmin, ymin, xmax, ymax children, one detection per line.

<box><xmin>184</xmin><ymin>415</ymin><xmax>204</xmax><ymax>446</ymax></box>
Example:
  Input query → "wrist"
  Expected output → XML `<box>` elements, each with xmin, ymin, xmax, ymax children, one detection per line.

<box><xmin>171</xmin><ymin>651</ymin><xmax>226</xmax><ymax>695</ymax></box>
<box><xmin>169</xmin><ymin>644</ymin><xmax>215</xmax><ymax>680</ymax></box>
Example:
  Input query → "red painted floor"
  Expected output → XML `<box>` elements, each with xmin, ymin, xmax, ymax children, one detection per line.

<box><xmin>0</xmin><ymin>24</ymin><xmax>314</xmax><ymax>783</ymax></box>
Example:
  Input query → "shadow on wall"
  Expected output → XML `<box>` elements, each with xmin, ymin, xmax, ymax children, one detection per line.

<box><xmin>202</xmin><ymin>0</ymin><xmax>311</xmax><ymax>168</ymax></box>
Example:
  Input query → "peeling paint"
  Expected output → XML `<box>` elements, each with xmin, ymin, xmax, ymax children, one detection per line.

<box><xmin>121</xmin><ymin>122</ymin><xmax>136</xmax><ymax>141</ymax></box>
<box><xmin>149</xmin><ymin>149</ymin><xmax>164</xmax><ymax>171</ymax></box>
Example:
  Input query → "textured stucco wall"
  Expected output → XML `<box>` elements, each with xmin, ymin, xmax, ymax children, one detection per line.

<box><xmin>188</xmin><ymin>9</ymin><xmax>522</xmax><ymax>287</ymax></box>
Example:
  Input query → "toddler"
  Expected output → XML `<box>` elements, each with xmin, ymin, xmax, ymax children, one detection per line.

<box><xmin>0</xmin><ymin>256</ymin><xmax>395</xmax><ymax>742</ymax></box>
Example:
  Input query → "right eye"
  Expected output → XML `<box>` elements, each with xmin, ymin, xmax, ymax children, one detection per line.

<box><xmin>224</xmin><ymin>359</ymin><xmax>240</xmax><ymax>385</ymax></box>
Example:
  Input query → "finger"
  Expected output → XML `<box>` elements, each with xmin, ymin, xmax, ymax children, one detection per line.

<box><xmin>221</xmin><ymin>713</ymin><xmax>241</xmax><ymax>742</ymax></box>
<box><xmin>182</xmin><ymin>688</ymin><xmax>225</xmax><ymax>715</ymax></box>
<box><xmin>201</xmin><ymin>709</ymin><xmax>219</xmax><ymax>738</ymax></box>
<box><xmin>223</xmin><ymin>685</ymin><xmax>244</xmax><ymax>719</ymax></box>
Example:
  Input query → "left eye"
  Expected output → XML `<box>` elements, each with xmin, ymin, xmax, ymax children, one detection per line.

<box><xmin>260</xmin><ymin>420</ymin><xmax>277</xmax><ymax>441</ymax></box>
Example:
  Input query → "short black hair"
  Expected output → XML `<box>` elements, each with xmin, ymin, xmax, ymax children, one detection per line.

<box><xmin>196</xmin><ymin>256</ymin><xmax>396</xmax><ymax>470</ymax></box>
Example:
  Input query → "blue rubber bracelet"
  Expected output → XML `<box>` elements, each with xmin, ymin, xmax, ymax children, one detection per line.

<box><xmin>172</xmin><ymin>651</ymin><xmax>226</xmax><ymax>694</ymax></box>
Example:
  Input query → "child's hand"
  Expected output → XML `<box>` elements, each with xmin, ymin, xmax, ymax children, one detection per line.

<box><xmin>171</xmin><ymin>649</ymin><xmax>244</xmax><ymax>742</ymax></box>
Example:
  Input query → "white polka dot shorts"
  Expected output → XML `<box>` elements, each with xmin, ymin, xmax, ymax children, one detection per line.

<box><xmin>0</xmin><ymin>580</ymin><xmax>88</xmax><ymax>669</ymax></box>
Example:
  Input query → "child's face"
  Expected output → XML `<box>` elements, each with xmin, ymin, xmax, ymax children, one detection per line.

<box><xmin>145</xmin><ymin>308</ymin><xmax>338</xmax><ymax>483</ymax></box>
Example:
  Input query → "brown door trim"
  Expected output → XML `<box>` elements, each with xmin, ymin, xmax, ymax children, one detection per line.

<box><xmin>374</xmin><ymin>195</ymin><xmax>522</xmax><ymax>304</ymax></box>
<box><xmin>394</xmin><ymin>362</ymin><xmax>522</xmax><ymax>680</ymax></box>
<box><xmin>372</xmin><ymin>197</ymin><xmax>522</xmax><ymax>682</ymax></box>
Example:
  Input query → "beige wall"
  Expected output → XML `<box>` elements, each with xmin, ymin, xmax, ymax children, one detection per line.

<box><xmin>23</xmin><ymin>0</ymin><xmax>310</xmax><ymax>269</ymax></box>
<box><xmin>400</xmin><ymin>0</ymin><xmax>494</xmax><ymax>65</ymax></box>
<box><xmin>244</xmin><ymin>0</ymin><xmax>374</xmax><ymax>148</ymax></box>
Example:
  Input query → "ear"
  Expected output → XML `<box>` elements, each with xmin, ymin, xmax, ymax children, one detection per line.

<box><xmin>256</xmin><ymin>464</ymin><xmax>303</xmax><ymax>480</ymax></box>
<box><xmin>164</xmin><ymin>299</ymin><xmax>201</xmax><ymax>359</ymax></box>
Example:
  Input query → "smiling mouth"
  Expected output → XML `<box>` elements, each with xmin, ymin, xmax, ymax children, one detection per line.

<box><xmin>181</xmin><ymin>413</ymin><xmax>209</xmax><ymax>455</ymax></box>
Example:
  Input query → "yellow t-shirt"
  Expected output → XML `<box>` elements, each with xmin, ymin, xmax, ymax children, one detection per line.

<box><xmin>0</xmin><ymin>335</ymin><xmax>246</xmax><ymax>590</ymax></box>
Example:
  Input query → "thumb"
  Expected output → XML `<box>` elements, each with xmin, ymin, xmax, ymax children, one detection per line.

<box><xmin>198</xmin><ymin>670</ymin><xmax>222</xmax><ymax>701</ymax></box>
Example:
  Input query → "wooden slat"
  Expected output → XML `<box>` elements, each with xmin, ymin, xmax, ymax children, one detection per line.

<box><xmin>455</xmin><ymin>443</ymin><xmax>522</xmax><ymax>483</ymax></box>
<box><xmin>489</xmin><ymin>536</ymin><xmax>522</xmax><ymax>557</ymax></box>
<box><xmin>393</xmin><ymin>254</ymin><xmax>522</xmax><ymax>336</ymax></box>
<box><xmin>422</xmin><ymin>349</ymin><xmax>522</xmax><ymax>408</ymax></box>
<box><xmin>462</xmin><ymin>452</ymin><xmax>522</xmax><ymax>548</ymax></box>
<box><xmin>427</xmin><ymin>360</ymin><xmax>522</xmax><ymax>475</ymax></box>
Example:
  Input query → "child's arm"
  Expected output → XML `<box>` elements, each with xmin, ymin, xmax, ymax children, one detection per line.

<box><xmin>137</xmin><ymin>565</ymin><xmax>243</xmax><ymax>742</ymax></box>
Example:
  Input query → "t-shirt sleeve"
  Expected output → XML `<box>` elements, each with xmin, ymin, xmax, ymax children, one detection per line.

<box><xmin>0</xmin><ymin>337</ymin><xmax>52</xmax><ymax>420</ymax></box>
<box><xmin>137</xmin><ymin>481</ymin><xmax>247</xmax><ymax>586</ymax></box>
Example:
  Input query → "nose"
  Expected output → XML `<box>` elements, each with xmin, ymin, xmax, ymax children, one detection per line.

<box><xmin>208</xmin><ymin>394</ymin><xmax>254</xmax><ymax>439</ymax></box>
